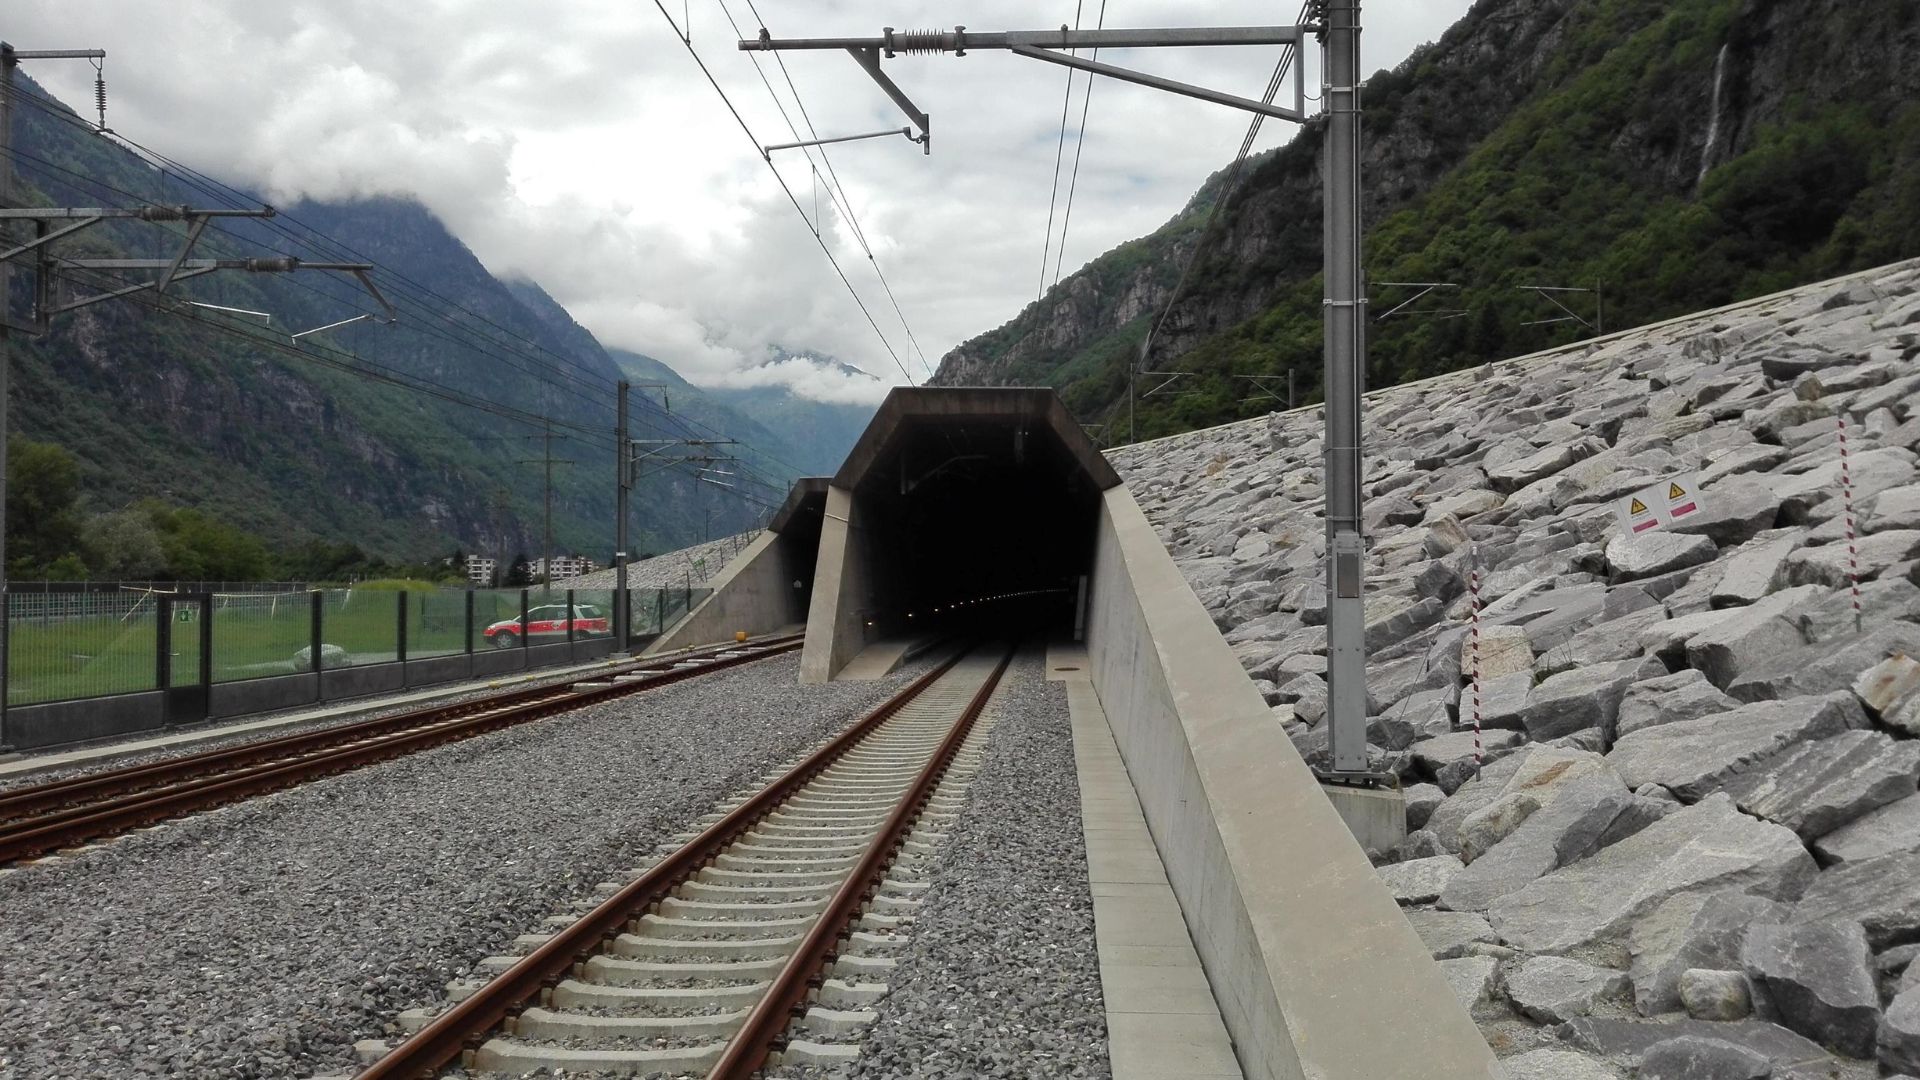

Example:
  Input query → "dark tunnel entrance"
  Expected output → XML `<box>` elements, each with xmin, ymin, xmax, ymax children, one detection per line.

<box><xmin>800</xmin><ymin>388</ymin><xmax>1120</xmax><ymax>682</ymax></box>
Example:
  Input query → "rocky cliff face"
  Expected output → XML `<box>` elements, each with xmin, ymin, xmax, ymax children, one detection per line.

<box><xmin>933</xmin><ymin>0</ymin><xmax>1920</xmax><ymax>441</ymax></box>
<box><xmin>1109</xmin><ymin>257</ymin><xmax>1920</xmax><ymax>1073</ymax></box>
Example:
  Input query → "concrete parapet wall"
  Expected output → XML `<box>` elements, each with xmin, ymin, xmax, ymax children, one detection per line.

<box><xmin>1085</xmin><ymin>485</ymin><xmax>1500</xmax><ymax>1080</ymax></box>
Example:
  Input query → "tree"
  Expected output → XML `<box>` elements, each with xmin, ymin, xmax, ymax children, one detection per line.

<box><xmin>87</xmin><ymin>509</ymin><xmax>167</xmax><ymax>579</ymax></box>
<box><xmin>505</xmin><ymin>552</ymin><xmax>532</xmax><ymax>587</ymax></box>
<box><xmin>6</xmin><ymin>437</ymin><xmax>86</xmax><ymax>578</ymax></box>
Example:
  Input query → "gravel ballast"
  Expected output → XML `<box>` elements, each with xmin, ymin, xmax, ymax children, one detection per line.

<box><xmin>0</xmin><ymin>652</ymin><xmax>925</xmax><ymax>1079</ymax></box>
<box><xmin>834</xmin><ymin>651</ymin><xmax>1109</xmax><ymax>1080</ymax></box>
<box><xmin>0</xmin><ymin>651</ymin><xmax>685</xmax><ymax>794</ymax></box>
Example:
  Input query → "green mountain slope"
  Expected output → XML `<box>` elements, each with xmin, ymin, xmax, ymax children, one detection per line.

<box><xmin>4</xmin><ymin>74</ymin><xmax>802</xmax><ymax>574</ymax></box>
<box><xmin>931</xmin><ymin>0</ymin><xmax>1920</xmax><ymax>440</ymax></box>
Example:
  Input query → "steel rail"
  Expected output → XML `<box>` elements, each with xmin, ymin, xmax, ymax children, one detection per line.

<box><xmin>0</xmin><ymin>635</ymin><xmax>802</xmax><ymax>863</ymax></box>
<box><xmin>354</xmin><ymin>642</ymin><xmax>975</xmax><ymax>1080</ymax></box>
<box><xmin>0</xmin><ymin>633</ymin><xmax>798</xmax><ymax>822</ymax></box>
<box><xmin>708</xmin><ymin>642</ymin><xmax>1015</xmax><ymax>1077</ymax></box>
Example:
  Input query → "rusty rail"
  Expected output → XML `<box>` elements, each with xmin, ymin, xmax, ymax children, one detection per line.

<box><xmin>354</xmin><ymin>643</ymin><xmax>974</xmax><ymax>1080</ymax></box>
<box><xmin>707</xmin><ymin>642</ymin><xmax>1015</xmax><ymax>1078</ymax></box>
<box><xmin>0</xmin><ymin>634</ymin><xmax>803</xmax><ymax>863</ymax></box>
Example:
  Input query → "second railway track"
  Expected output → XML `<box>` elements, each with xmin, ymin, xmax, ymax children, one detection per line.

<box><xmin>0</xmin><ymin>633</ymin><xmax>805</xmax><ymax>864</ymax></box>
<box><xmin>352</xmin><ymin>641</ymin><xmax>1016</xmax><ymax>1080</ymax></box>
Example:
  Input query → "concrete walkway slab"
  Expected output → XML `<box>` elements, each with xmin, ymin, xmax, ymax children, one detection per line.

<box><xmin>1051</xmin><ymin>641</ymin><xmax>1245</xmax><ymax>1080</ymax></box>
<box><xmin>832</xmin><ymin>635</ymin><xmax>944</xmax><ymax>681</ymax></box>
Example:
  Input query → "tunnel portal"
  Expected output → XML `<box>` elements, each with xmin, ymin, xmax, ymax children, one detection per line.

<box><xmin>799</xmin><ymin>388</ymin><xmax>1121</xmax><ymax>682</ymax></box>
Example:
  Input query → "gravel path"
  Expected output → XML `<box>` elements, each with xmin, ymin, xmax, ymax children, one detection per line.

<box><xmin>826</xmin><ymin>650</ymin><xmax>1109</xmax><ymax>1080</ymax></box>
<box><xmin>0</xmin><ymin>653</ymin><xmax>926</xmax><ymax>1080</ymax></box>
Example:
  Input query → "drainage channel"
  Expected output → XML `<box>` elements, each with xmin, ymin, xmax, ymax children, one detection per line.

<box><xmin>346</xmin><ymin>641</ymin><xmax>1014</xmax><ymax>1079</ymax></box>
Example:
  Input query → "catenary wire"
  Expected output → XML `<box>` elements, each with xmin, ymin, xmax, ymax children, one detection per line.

<box><xmin>1037</xmin><ymin>0</ymin><xmax>1086</xmax><ymax>303</ymax></box>
<box><xmin>648</xmin><ymin>0</ymin><xmax>919</xmax><ymax>387</ymax></box>
<box><xmin>1052</xmin><ymin>0</ymin><xmax>1111</xmax><ymax>290</ymax></box>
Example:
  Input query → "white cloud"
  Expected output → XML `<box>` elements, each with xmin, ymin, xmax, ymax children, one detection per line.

<box><xmin>9</xmin><ymin>0</ymin><xmax>1474</xmax><ymax>402</ymax></box>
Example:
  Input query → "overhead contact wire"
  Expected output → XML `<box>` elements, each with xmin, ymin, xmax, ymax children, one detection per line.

<box><xmin>651</xmin><ymin>0</ymin><xmax>917</xmax><ymax>387</ymax></box>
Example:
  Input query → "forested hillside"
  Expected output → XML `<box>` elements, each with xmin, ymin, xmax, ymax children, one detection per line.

<box><xmin>931</xmin><ymin>0</ymin><xmax>1920</xmax><ymax>441</ymax></box>
<box><xmin>2</xmin><ymin>74</ymin><xmax>806</xmax><ymax>579</ymax></box>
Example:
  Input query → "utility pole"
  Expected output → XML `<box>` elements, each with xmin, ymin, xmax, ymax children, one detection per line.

<box><xmin>2</xmin><ymin>43</ymin><xmax>106</xmax><ymax>743</ymax></box>
<box><xmin>1320</xmin><ymin>0</ymin><xmax>1371</xmax><ymax>777</ymax></box>
<box><xmin>739</xmin><ymin>4</ymin><xmax>1379</xmax><ymax>782</ymax></box>
<box><xmin>614</xmin><ymin>380</ymin><xmax>630</xmax><ymax>646</ymax></box>
<box><xmin>519</xmin><ymin>422</ymin><xmax>573</xmax><ymax>590</ymax></box>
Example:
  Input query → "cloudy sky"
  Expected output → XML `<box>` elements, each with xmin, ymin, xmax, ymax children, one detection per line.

<box><xmin>9</xmin><ymin>1</ymin><xmax>1472</xmax><ymax>403</ymax></box>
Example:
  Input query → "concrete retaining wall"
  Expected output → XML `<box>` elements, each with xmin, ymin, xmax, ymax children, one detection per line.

<box><xmin>1085</xmin><ymin>485</ymin><xmax>1500</xmax><ymax>1080</ymax></box>
<box><xmin>211</xmin><ymin>674</ymin><xmax>319</xmax><ymax>719</ymax></box>
<box><xmin>799</xmin><ymin>486</ymin><xmax>878</xmax><ymax>683</ymax></box>
<box><xmin>651</xmin><ymin>532</ymin><xmax>805</xmax><ymax>653</ymax></box>
<box><xmin>3</xmin><ymin>691</ymin><xmax>166</xmax><ymax>751</ymax></box>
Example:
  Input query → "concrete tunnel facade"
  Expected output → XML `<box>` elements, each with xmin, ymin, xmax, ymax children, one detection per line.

<box><xmin>798</xmin><ymin>387</ymin><xmax>1120</xmax><ymax>683</ymax></box>
<box><xmin>655</xmin><ymin>385</ymin><xmax>1502</xmax><ymax>1080</ymax></box>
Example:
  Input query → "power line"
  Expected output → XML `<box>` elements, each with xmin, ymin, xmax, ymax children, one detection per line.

<box><xmin>1138</xmin><ymin>10</ymin><xmax>1306</xmax><ymax>371</ymax></box>
<box><xmin>5</xmin><ymin>74</ymin><xmax>817</xmax><ymax>497</ymax></box>
<box><xmin>648</xmin><ymin>0</ymin><xmax>918</xmax><ymax>387</ymax></box>
<box><xmin>1037</xmin><ymin>0</ymin><xmax>1086</xmax><ymax>303</ymax></box>
<box><xmin>736</xmin><ymin>0</ymin><xmax>934</xmax><ymax>380</ymax></box>
<box><xmin>1052</xmin><ymin>0</ymin><xmax>1111</xmax><ymax>290</ymax></box>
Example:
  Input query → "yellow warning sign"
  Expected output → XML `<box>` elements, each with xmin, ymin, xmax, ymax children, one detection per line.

<box><xmin>1669</xmin><ymin>482</ymin><xmax>1687</xmax><ymax>500</ymax></box>
<box><xmin>1630</xmin><ymin>497</ymin><xmax>1649</xmax><ymax>514</ymax></box>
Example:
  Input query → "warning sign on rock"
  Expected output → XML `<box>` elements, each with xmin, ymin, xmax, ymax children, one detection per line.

<box><xmin>1615</xmin><ymin>473</ymin><xmax>1704</xmax><ymax>536</ymax></box>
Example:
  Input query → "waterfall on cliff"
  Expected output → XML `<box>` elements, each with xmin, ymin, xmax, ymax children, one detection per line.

<box><xmin>1698</xmin><ymin>43</ymin><xmax>1731</xmax><ymax>186</ymax></box>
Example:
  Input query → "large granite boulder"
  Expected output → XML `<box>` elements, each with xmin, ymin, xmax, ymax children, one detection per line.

<box><xmin>1885</xmin><ymin>986</ymin><xmax>1920</xmax><ymax>1077</ymax></box>
<box><xmin>1375</xmin><ymin>854</ymin><xmax>1463</xmax><ymax>905</ymax></box>
<box><xmin>1606</xmin><ymin>531</ymin><xmax>1718</xmax><ymax>583</ymax></box>
<box><xmin>1616</xmin><ymin>670</ymin><xmax>1739</xmax><ymax>741</ymax></box>
<box><xmin>1811</xmin><ymin>794</ymin><xmax>1920</xmax><ymax>865</ymax></box>
<box><xmin>1668</xmin><ymin>475</ymin><xmax>1787</xmax><ymax>547</ymax></box>
<box><xmin>1606</xmin><ymin>693</ymin><xmax>1865</xmax><ymax>801</ymax></box>
<box><xmin>1636</xmin><ymin>1036</ymin><xmax>1772</xmax><ymax>1080</ymax></box>
<box><xmin>1403</xmin><ymin>909</ymin><xmax>1500</xmax><ymax>960</ymax></box>
<box><xmin>1792</xmin><ymin>850</ymin><xmax>1920</xmax><ymax>949</ymax></box>
<box><xmin>1487</xmin><ymin>795</ymin><xmax>1816</xmax><ymax>954</ymax></box>
<box><xmin>1726</xmin><ymin>620</ymin><xmax>1920</xmax><ymax>702</ymax></box>
<box><xmin>1742</xmin><ymin>919</ymin><xmax>1880</xmax><ymax>1058</ymax></box>
<box><xmin>1505</xmin><ymin>955</ymin><xmax>1629</xmax><ymax>1024</ymax></box>
<box><xmin>1440</xmin><ymin>755</ymin><xmax>1633</xmax><ymax>912</ymax></box>
<box><xmin>1726</xmin><ymin>729</ymin><xmax>1920</xmax><ymax>838</ymax></box>
<box><xmin>1558</xmin><ymin>1016</ymin><xmax>1837</xmax><ymax>1074</ymax></box>
<box><xmin>1683</xmin><ymin>586</ymin><xmax>1825</xmax><ymax>689</ymax></box>
<box><xmin>1521</xmin><ymin>657</ymin><xmax>1664</xmax><ymax>742</ymax></box>
<box><xmin>1710</xmin><ymin>531</ymin><xmax>1807</xmax><ymax>609</ymax></box>
<box><xmin>1629</xmin><ymin>891</ymin><xmax>1790</xmax><ymax>1015</ymax></box>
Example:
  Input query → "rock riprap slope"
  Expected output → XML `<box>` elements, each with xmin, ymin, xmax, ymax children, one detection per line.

<box><xmin>1107</xmin><ymin>259</ymin><xmax>1920</xmax><ymax>1078</ymax></box>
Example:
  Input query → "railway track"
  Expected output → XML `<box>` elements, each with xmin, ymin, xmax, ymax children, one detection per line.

<box><xmin>351</xmin><ymin>641</ymin><xmax>1014</xmax><ymax>1080</ymax></box>
<box><xmin>0</xmin><ymin>633</ymin><xmax>805</xmax><ymax>864</ymax></box>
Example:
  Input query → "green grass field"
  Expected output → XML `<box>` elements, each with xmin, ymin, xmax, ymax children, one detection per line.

<box><xmin>6</xmin><ymin>587</ymin><xmax>699</xmax><ymax>706</ymax></box>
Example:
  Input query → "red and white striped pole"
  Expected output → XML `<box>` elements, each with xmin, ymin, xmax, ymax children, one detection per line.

<box><xmin>1468</xmin><ymin>550</ymin><xmax>1483</xmax><ymax>780</ymax></box>
<box><xmin>1839</xmin><ymin>415</ymin><xmax>1863</xmax><ymax>634</ymax></box>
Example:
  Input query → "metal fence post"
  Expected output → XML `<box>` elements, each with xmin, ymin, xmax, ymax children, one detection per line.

<box><xmin>310</xmin><ymin>590</ymin><xmax>324</xmax><ymax>703</ymax></box>
<box><xmin>520</xmin><ymin>588</ymin><xmax>530</xmax><ymax>654</ymax></box>
<box><xmin>156</xmin><ymin>595</ymin><xmax>173</xmax><ymax>697</ymax></box>
<box><xmin>0</xmin><ymin>591</ymin><xmax>9</xmax><ymax>748</ymax></box>
<box><xmin>396</xmin><ymin>591</ymin><xmax>409</xmax><ymax>664</ymax></box>
<box><xmin>197</xmin><ymin>594</ymin><xmax>213</xmax><ymax>700</ymax></box>
<box><xmin>465</xmin><ymin>589</ymin><xmax>475</xmax><ymax>656</ymax></box>
<box><xmin>566</xmin><ymin>588</ymin><xmax>576</xmax><ymax>643</ymax></box>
